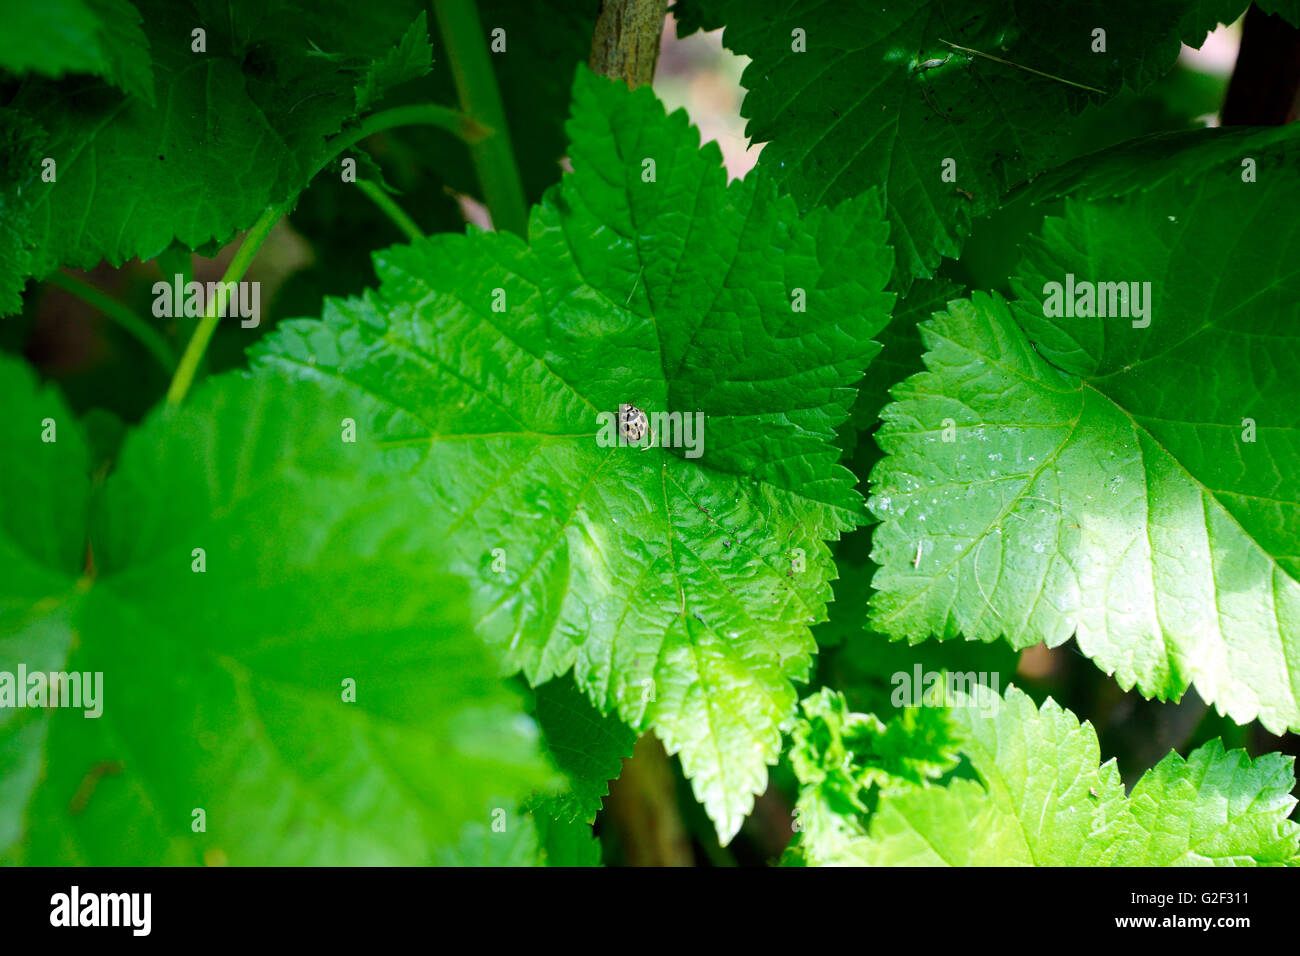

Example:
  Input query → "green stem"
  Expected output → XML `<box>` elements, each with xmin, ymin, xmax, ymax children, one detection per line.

<box><xmin>162</xmin><ymin>105</ymin><xmax>475</xmax><ymax>407</ymax></box>
<box><xmin>41</xmin><ymin>102</ymin><xmax>476</xmax><ymax>410</ymax></box>
<box><xmin>432</xmin><ymin>0</ymin><xmax>529</xmax><ymax>236</ymax></box>
<box><xmin>357</xmin><ymin>179</ymin><xmax>426</xmax><ymax>241</ymax></box>
<box><xmin>321</xmin><ymin>103</ymin><xmax>487</xmax><ymax>172</ymax></box>
<box><xmin>604</xmin><ymin>734</ymin><xmax>695</xmax><ymax>866</ymax></box>
<box><xmin>165</xmin><ymin>204</ymin><xmax>286</xmax><ymax>407</ymax></box>
<box><xmin>46</xmin><ymin>271</ymin><xmax>176</xmax><ymax>373</ymax></box>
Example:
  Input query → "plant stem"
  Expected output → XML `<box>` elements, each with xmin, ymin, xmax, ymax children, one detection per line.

<box><xmin>162</xmin><ymin>104</ymin><xmax>477</xmax><ymax>406</ymax></box>
<box><xmin>590</xmin><ymin>0</ymin><xmax>669</xmax><ymax>89</ymax></box>
<box><xmin>357</xmin><ymin>179</ymin><xmax>426</xmax><ymax>241</ymax></box>
<box><xmin>604</xmin><ymin>734</ymin><xmax>694</xmax><ymax>866</ymax></box>
<box><xmin>46</xmin><ymin>101</ymin><xmax>475</xmax><ymax>408</ymax></box>
<box><xmin>321</xmin><ymin>103</ymin><xmax>487</xmax><ymax>172</ymax></box>
<box><xmin>165</xmin><ymin>204</ymin><xmax>286</xmax><ymax>408</ymax></box>
<box><xmin>1222</xmin><ymin>4</ymin><xmax>1300</xmax><ymax>125</ymax></box>
<box><xmin>432</xmin><ymin>0</ymin><xmax>529</xmax><ymax>236</ymax></box>
<box><xmin>156</xmin><ymin>242</ymin><xmax>197</xmax><ymax>364</ymax></box>
<box><xmin>46</xmin><ymin>271</ymin><xmax>176</xmax><ymax>373</ymax></box>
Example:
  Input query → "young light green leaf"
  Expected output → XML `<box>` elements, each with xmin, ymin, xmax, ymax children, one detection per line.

<box><xmin>845</xmin><ymin>687</ymin><xmax>1300</xmax><ymax>866</ymax></box>
<box><xmin>1</xmin><ymin>369</ymin><xmax>554</xmax><ymax>864</ymax></box>
<box><xmin>1114</xmin><ymin>739</ymin><xmax>1300</xmax><ymax>865</ymax></box>
<box><xmin>254</xmin><ymin>67</ymin><xmax>895</xmax><ymax>843</ymax></box>
<box><xmin>676</xmin><ymin>0</ymin><xmax>1256</xmax><ymax>282</ymax></box>
<box><xmin>785</xmin><ymin>688</ymin><xmax>960</xmax><ymax>866</ymax></box>
<box><xmin>869</xmin><ymin>166</ymin><xmax>1300</xmax><ymax>734</ymax></box>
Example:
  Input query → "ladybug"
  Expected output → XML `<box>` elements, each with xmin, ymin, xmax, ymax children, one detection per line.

<box><xmin>619</xmin><ymin>403</ymin><xmax>649</xmax><ymax>442</ymax></box>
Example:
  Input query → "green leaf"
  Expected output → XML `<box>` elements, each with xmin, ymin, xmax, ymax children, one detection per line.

<box><xmin>844</xmin><ymin>687</ymin><xmax>1300</xmax><ymax>865</ymax></box>
<box><xmin>0</xmin><ymin>110</ymin><xmax>46</xmax><ymax>316</ymax></box>
<box><xmin>0</xmin><ymin>354</ymin><xmax>91</xmax><ymax>855</ymax></box>
<box><xmin>0</xmin><ymin>0</ymin><xmax>154</xmax><ymax>101</ymax></box>
<box><xmin>0</xmin><ymin>1</ymin><xmax>430</xmax><ymax>313</ymax></box>
<box><xmin>1256</xmin><ymin>1</ymin><xmax>1300</xmax><ymax>24</ymax></box>
<box><xmin>840</xmin><ymin>276</ymin><xmax>960</xmax><ymax>472</ymax></box>
<box><xmin>424</xmin><ymin>0</ymin><xmax>598</xmax><ymax>207</ymax></box>
<box><xmin>353</xmin><ymin>9</ymin><xmax>433</xmax><ymax>114</ymax></box>
<box><xmin>1</xmin><ymin>367</ymin><xmax>554</xmax><ymax>864</ymax></box>
<box><xmin>676</xmin><ymin>0</ymin><xmax>1251</xmax><ymax>282</ymax></box>
<box><xmin>869</xmin><ymin>163</ymin><xmax>1300</xmax><ymax>733</ymax></box>
<box><xmin>532</xmin><ymin>676</ymin><xmax>635</xmax><ymax>824</ymax></box>
<box><xmin>437</xmin><ymin>800</ymin><xmax>602</xmax><ymax>867</ymax></box>
<box><xmin>943</xmin><ymin>65</ymin><xmax>1234</xmax><ymax>300</ymax></box>
<box><xmin>532</xmin><ymin>811</ymin><xmax>602</xmax><ymax>867</ymax></box>
<box><xmin>1015</xmin><ymin>123</ymin><xmax>1300</xmax><ymax>206</ymax></box>
<box><xmin>1114</xmin><ymin>739</ymin><xmax>1300</xmax><ymax>865</ymax></box>
<box><xmin>785</xmin><ymin>688</ymin><xmax>960</xmax><ymax>865</ymax></box>
<box><xmin>813</xmin><ymin>531</ymin><xmax>1021</xmax><ymax>719</ymax></box>
<box><xmin>254</xmin><ymin>67</ymin><xmax>895</xmax><ymax>843</ymax></box>
<box><xmin>0</xmin><ymin>355</ymin><xmax>89</xmax><ymax>593</ymax></box>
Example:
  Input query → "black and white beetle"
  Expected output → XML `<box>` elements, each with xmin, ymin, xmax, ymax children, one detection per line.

<box><xmin>619</xmin><ymin>404</ymin><xmax>649</xmax><ymax>442</ymax></box>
